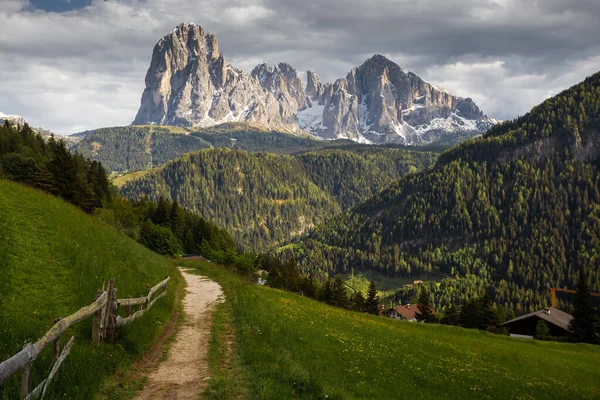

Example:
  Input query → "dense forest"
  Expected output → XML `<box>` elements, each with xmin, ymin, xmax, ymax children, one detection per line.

<box><xmin>0</xmin><ymin>121</ymin><xmax>111</xmax><ymax>212</ymax></box>
<box><xmin>279</xmin><ymin>72</ymin><xmax>600</xmax><ymax>315</ymax></box>
<box><xmin>72</xmin><ymin>125</ymin><xmax>213</xmax><ymax>173</ymax></box>
<box><xmin>117</xmin><ymin>147</ymin><xmax>437</xmax><ymax>252</ymax></box>
<box><xmin>72</xmin><ymin>123</ymin><xmax>371</xmax><ymax>173</ymax></box>
<box><xmin>0</xmin><ymin>121</ymin><xmax>241</xmax><ymax>264</ymax></box>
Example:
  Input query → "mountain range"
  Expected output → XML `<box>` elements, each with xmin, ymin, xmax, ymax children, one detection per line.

<box><xmin>133</xmin><ymin>23</ymin><xmax>498</xmax><ymax>146</ymax></box>
<box><xmin>281</xmin><ymin>71</ymin><xmax>600</xmax><ymax>313</ymax></box>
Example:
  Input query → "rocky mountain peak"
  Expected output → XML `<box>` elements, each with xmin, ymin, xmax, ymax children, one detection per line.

<box><xmin>251</xmin><ymin>62</ymin><xmax>308</xmax><ymax>118</ymax></box>
<box><xmin>134</xmin><ymin>25</ymin><xmax>497</xmax><ymax>146</ymax></box>
<box><xmin>0</xmin><ymin>112</ymin><xmax>28</xmax><ymax>127</ymax></box>
<box><xmin>134</xmin><ymin>24</ymin><xmax>296</xmax><ymax>131</ymax></box>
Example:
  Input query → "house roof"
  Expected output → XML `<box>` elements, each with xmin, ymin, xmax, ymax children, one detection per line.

<box><xmin>499</xmin><ymin>307</ymin><xmax>573</xmax><ymax>331</ymax></box>
<box><xmin>391</xmin><ymin>305</ymin><xmax>419</xmax><ymax>320</ymax></box>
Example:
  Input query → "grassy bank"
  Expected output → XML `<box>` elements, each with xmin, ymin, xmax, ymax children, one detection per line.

<box><xmin>0</xmin><ymin>181</ymin><xmax>182</xmax><ymax>399</ymax></box>
<box><xmin>187</xmin><ymin>260</ymin><xmax>600</xmax><ymax>400</ymax></box>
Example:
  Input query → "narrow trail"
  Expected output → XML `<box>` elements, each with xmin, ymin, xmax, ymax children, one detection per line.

<box><xmin>134</xmin><ymin>268</ymin><xmax>224</xmax><ymax>400</ymax></box>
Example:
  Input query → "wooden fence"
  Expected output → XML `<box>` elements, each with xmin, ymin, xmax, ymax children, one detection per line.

<box><xmin>0</xmin><ymin>276</ymin><xmax>170</xmax><ymax>399</ymax></box>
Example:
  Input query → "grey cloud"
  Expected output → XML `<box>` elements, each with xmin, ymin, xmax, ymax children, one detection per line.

<box><xmin>0</xmin><ymin>0</ymin><xmax>599</xmax><ymax>133</ymax></box>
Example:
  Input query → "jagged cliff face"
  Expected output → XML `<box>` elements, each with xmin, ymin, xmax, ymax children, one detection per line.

<box><xmin>298</xmin><ymin>55</ymin><xmax>497</xmax><ymax>144</ymax></box>
<box><xmin>251</xmin><ymin>62</ymin><xmax>309</xmax><ymax>126</ymax></box>
<box><xmin>0</xmin><ymin>112</ymin><xmax>28</xmax><ymax>127</ymax></box>
<box><xmin>133</xmin><ymin>23</ymin><xmax>294</xmax><ymax>131</ymax></box>
<box><xmin>134</xmin><ymin>24</ymin><xmax>497</xmax><ymax>145</ymax></box>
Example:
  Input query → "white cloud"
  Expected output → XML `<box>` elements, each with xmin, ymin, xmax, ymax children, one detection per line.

<box><xmin>0</xmin><ymin>0</ymin><xmax>599</xmax><ymax>133</ymax></box>
<box><xmin>0</xmin><ymin>0</ymin><xmax>28</xmax><ymax>12</ymax></box>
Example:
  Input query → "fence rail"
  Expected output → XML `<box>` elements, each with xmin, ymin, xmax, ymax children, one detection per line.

<box><xmin>0</xmin><ymin>275</ymin><xmax>170</xmax><ymax>399</ymax></box>
<box><xmin>116</xmin><ymin>276</ymin><xmax>170</xmax><ymax>328</ymax></box>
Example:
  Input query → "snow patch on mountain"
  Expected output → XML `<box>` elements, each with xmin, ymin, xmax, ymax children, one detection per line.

<box><xmin>296</xmin><ymin>101</ymin><xmax>326</xmax><ymax>131</ymax></box>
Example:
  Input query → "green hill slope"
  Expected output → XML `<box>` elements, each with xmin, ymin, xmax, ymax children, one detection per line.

<box><xmin>0</xmin><ymin>180</ymin><xmax>181</xmax><ymax>399</ymax></box>
<box><xmin>192</xmin><ymin>260</ymin><xmax>600</xmax><ymax>400</ymax></box>
<box><xmin>72</xmin><ymin>123</ymin><xmax>339</xmax><ymax>173</ymax></box>
<box><xmin>283</xmin><ymin>72</ymin><xmax>600</xmax><ymax>314</ymax></box>
<box><xmin>116</xmin><ymin>147</ymin><xmax>437</xmax><ymax>252</ymax></box>
<box><xmin>71</xmin><ymin>125</ymin><xmax>213</xmax><ymax>173</ymax></box>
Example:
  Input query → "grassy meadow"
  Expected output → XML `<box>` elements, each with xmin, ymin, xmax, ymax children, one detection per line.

<box><xmin>0</xmin><ymin>180</ymin><xmax>182</xmax><ymax>399</ymax></box>
<box><xmin>188</xmin><ymin>260</ymin><xmax>600</xmax><ymax>400</ymax></box>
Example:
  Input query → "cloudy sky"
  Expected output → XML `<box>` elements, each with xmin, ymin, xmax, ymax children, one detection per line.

<box><xmin>1</xmin><ymin>0</ymin><xmax>599</xmax><ymax>134</ymax></box>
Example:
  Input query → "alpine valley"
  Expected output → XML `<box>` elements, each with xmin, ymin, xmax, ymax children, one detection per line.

<box><xmin>2</xmin><ymin>15</ymin><xmax>600</xmax><ymax>400</ymax></box>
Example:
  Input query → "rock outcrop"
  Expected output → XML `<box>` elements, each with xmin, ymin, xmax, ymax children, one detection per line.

<box><xmin>251</xmin><ymin>62</ymin><xmax>308</xmax><ymax>126</ymax></box>
<box><xmin>134</xmin><ymin>24</ymin><xmax>498</xmax><ymax>145</ymax></box>
<box><xmin>133</xmin><ymin>23</ymin><xmax>295</xmax><ymax>131</ymax></box>
<box><xmin>0</xmin><ymin>113</ymin><xmax>28</xmax><ymax>127</ymax></box>
<box><xmin>297</xmin><ymin>55</ymin><xmax>498</xmax><ymax>144</ymax></box>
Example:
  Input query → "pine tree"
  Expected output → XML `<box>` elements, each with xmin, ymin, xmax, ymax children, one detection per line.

<box><xmin>416</xmin><ymin>286</ymin><xmax>435</xmax><ymax>322</ymax></box>
<box><xmin>459</xmin><ymin>298</ymin><xmax>479</xmax><ymax>329</ymax></box>
<box><xmin>365</xmin><ymin>281</ymin><xmax>379</xmax><ymax>315</ymax></box>
<box><xmin>331</xmin><ymin>275</ymin><xmax>349</xmax><ymax>309</ymax></box>
<box><xmin>153</xmin><ymin>197</ymin><xmax>172</xmax><ymax>226</ymax></box>
<box><xmin>478</xmin><ymin>292</ymin><xmax>499</xmax><ymax>329</ymax></box>
<box><xmin>535</xmin><ymin>319</ymin><xmax>550</xmax><ymax>340</ymax></box>
<box><xmin>569</xmin><ymin>268</ymin><xmax>599</xmax><ymax>344</ymax></box>
<box><xmin>440</xmin><ymin>304</ymin><xmax>460</xmax><ymax>326</ymax></box>
<box><xmin>283</xmin><ymin>258</ymin><xmax>301</xmax><ymax>292</ymax></box>
<box><xmin>170</xmin><ymin>200</ymin><xmax>185</xmax><ymax>241</ymax></box>
<box><xmin>349</xmin><ymin>291</ymin><xmax>366</xmax><ymax>312</ymax></box>
<box><xmin>320</xmin><ymin>278</ymin><xmax>333</xmax><ymax>304</ymax></box>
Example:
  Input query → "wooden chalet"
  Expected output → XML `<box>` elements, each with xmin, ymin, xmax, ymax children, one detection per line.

<box><xmin>499</xmin><ymin>307</ymin><xmax>573</xmax><ymax>339</ymax></box>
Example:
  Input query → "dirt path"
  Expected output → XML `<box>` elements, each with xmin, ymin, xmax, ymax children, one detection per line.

<box><xmin>134</xmin><ymin>268</ymin><xmax>224</xmax><ymax>400</ymax></box>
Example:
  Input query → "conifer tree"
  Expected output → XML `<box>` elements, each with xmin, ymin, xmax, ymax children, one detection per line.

<box><xmin>416</xmin><ymin>286</ymin><xmax>435</xmax><ymax>322</ymax></box>
<box><xmin>569</xmin><ymin>268</ymin><xmax>599</xmax><ymax>344</ymax></box>
<box><xmin>535</xmin><ymin>320</ymin><xmax>550</xmax><ymax>340</ymax></box>
<box><xmin>331</xmin><ymin>275</ymin><xmax>349</xmax><ymax>309</ymax></box>
<box><xmin>349</xmin><ymin>291</ymin><xmax>366</xmax><ymax>312</ymax></box>
<box><xmin>153</xmin><ymin>197</ymin><xmax>172</xmax><ymax>226</ymax></box>
<box><xmin>320</xmin><ymin>278</ymin><xmax>333</xmax><ymax>304</ymax></box>
<box><xmin>440</xmin><ymin>304</ymin><xmax>460</xmax><ymax>326</ymax></box>
<box><xmin>365</xmin><ymin>281</ymin><xmax>379</xmax><ymax>315</ymax></box>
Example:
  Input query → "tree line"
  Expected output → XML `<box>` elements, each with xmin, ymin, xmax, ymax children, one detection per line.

<box><xmin>0</xmin><ymin>121</ymin><xmax>242</xmax><ymax>264</ymax></box>
<box><xmin>256</xmin><ymin>254</ymin><xmax>380</xmax><ymax>315</ymax></box>
<box><xmin>413</xmin><ymin>267</ymin><xmax>599</xmax><ymax>344</ymax></box>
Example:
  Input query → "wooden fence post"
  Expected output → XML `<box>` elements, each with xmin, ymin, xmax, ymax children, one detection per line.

<box><xmin>52</xmin><ymin>318</ymin><xmax>62</xmax><ymax>364</ymax></box>
<box><xmin>145</xmin><ymin>284</ymin><xmax>150</xmax><ymax>309</ymax></box>
<box><xmin>163</xmin><ymin>276</ymin><xmax>168</xmax><ymax>294</ymax></box>
<box><xmin>92</xmin><ymin>289</ymin><xmax>103</xmax><ymax>344</ymax></box>
<box><xmin>106</xmin><ymin>285</ymin><xmax>117</xmax><ymax>344</ymax></box>
<box><xmin>99</xmin><ymin>278</ymin><xmax>114</xmax><ymax>343</ymax></box>
<box><xmin>20</xmin><ymin>363</ymin><xmax>29</xmax><ymax>399</ymax></box>
<box><xmin>125</xmin><ymin>296</ymin><xmax>131</xmax><ymax>318</ymax></box>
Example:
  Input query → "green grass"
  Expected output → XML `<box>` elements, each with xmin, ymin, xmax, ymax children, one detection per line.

<box><xmin>0</xmin><ymin>180</ymin><xmax>182</xmax><ymax>399</ymax></box>
<box><xmin>187</xmin><ymin>260</ymin><xmax>600</xmax><ymax>400</ymax></box>
<box><xmin>202</xmin><ymin>298</ymin><xmax>250</xmax><ymax>399</ymax></box>
<box><xmin>112</xmin><ymin>168</ymin><xmax>158</xmax><ymax>188</ymax></box>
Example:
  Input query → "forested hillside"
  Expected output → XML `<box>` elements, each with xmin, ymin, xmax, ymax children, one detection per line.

<box><xmin>0</xmin><ymin>121</ymin><xmax>241</xmax><ymax>263</ymax></box>
<box><xmin>0</xmin><ymin>121</ymin><xmax>111</xmax><ymax>212</ymax></box>
<box><xmin>281</xmin><ymin>72</ymin><xmax>600</xmax><ymax>315</ymax></box>
<box><xmin>73</xmin><ymin>123</ymin><xmax>359</xmax><ymax>173</ymax></box>
<box><xmin>72</xmin><ymin>125</ymin><xmax>212</xmax><ymax>173</ymax></box>
<box><xmin>117</xmin><ymin>147</ymin><xmax>437</xmax><ymax>252</ymax></box>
